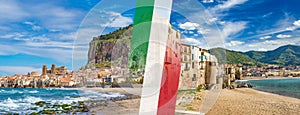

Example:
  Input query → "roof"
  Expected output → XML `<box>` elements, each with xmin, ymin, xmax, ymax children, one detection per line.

<box><xmin>60</xmin><ymin>77</ymin><xmax>72</xmax><ymax>82</ymax></box>
<box><xmin>98</xmin><ymin>71</ymin><xmax>111</xmax><ymax>77</ymax></box>
<box><xmin>7</xmin><ymin>77</ymin><xmax>15</xmax><ymax>81</ymax></box>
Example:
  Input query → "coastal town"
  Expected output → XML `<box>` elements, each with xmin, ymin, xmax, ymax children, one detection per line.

<box><xmin>1</xmin><ymin>47</ymin><xmax>300</xmax><ymax>89</ymax></box>
<box><xmin>1</xmin><ymin>0</ymin><xmax>300</xmax><ymax>115</ymax></box>
<box><xmin>0</xmin><ymin>20</ymin><xmax>299</xmax><ymax>115</ymax></box>
<box><xmin>1</xmin><ymin>23</ymin><xmax>300</xmax><ymax>91</ymax></box>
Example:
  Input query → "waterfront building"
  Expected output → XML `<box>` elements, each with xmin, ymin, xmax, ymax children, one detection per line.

<box><xmin>224</xmin><ymin>64</ymin><xmax>243</xmax><ymax>86</ymax></box>
<box><xmin>179</xmin><ymin>44</ymin><xmax>203</xmax><ymax>89</ymax></box>
<box><xmin>179</xmin><ymin>44</ymin><xmax>219</xmax><ymax>90</ymax></box>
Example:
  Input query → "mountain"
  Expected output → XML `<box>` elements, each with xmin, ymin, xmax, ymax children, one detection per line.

<box><xmin>87</xmin><ymin>24</ymin><xmax>300</xmax><ymax>67</ymax></box>
<box><xmin>87</xmin><ymin>24</ymin><xmax>147</xmax><ymax>70</ymax></box>
<box><xmin>245</xmin><ymin>45</ymin><xmax>300</xmax><ymax>66</ymax></box>
<box><xmin>209</xmin><ymin>48</ymin><xmax>259</xmax><ymax>65</ymax></box>
<box><xmin>210</xmin><ymin>45</ymin><xmax>300</xmax><ymax>66</ymax></box>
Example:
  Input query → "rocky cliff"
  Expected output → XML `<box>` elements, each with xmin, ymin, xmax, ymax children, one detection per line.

<box><xmin>87</xmin><ymin>25</ymin><xmax>133</xmax><ymax>68</ymax></box>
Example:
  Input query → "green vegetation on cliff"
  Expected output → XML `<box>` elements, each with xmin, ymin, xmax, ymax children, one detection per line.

<box><xmin>88</xmin><ymin>24</ymin><xmax>147</xmax><ymax>70</ymax></box>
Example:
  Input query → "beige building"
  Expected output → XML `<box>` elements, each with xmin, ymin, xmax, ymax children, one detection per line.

<box><xmin>224</xmin><ymin>64</ymin><xmax>243</xmax><ymax>86</ymax></box>
<box><xmin>179</xmin><ymin>44</ymin><xmax>218</xmax><ymax>90</ymax></box>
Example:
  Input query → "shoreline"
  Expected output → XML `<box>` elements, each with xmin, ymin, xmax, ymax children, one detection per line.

<box><xmin>251</xmin><ymin>87</ymin><xmax>300</xmax><ymax>99</ymax></box>
<box><xmin>239</xmin><ymin>77</ymin><xmax>300</xmax><ymax>99</ymax></box>
<box><xmin>0</xmin><ymin>88</ymin><xmax>141</xmax><ymax>114</ymax></box>
<box><xmin>241</xmin><ymin>76</ymin><xmax>300</xmax><ymax>80</ymax></box>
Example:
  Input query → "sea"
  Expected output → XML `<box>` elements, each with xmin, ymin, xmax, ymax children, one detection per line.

<box><xmin>242</xmin><ymin>78</ymin><xmax>300</xmax><ymax>99</ymax></box>
<box><xmin>0</xmin><ymin>88</ymin><xmax>126</xmax><ymax>114</ymax></box>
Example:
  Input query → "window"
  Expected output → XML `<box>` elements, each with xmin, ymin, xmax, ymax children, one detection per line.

<box><xmin>192</xmin><ymin>62</ymin><xmax>194</xmax><ymax>69</ymax></box>
<box><xmin>192</xmin><ymin>74</ymin><xmax>196</xmax><ymax>81</ymax></box>
<box><xmin>192</xmin><ymin>54</ymin><xmax>194</xmax><ymax>60</ymax></box>
<box><xmin>185</xmin><ymin>63</ymin><xmax>189</xmax><ymax>70</ymax></box>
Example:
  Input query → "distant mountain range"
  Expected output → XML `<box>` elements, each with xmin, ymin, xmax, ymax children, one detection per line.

<box><xmin>209</xmin><ymin>45</ymin><xmax>300</xmax><ymax>66</ymax></box>
<box><xmin>87</xmin><ymin>25</ymin><xmax>300</xmax><ymax>67</ymax></box>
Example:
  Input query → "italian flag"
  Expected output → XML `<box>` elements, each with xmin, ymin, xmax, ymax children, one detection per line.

<box><xmin>129</xmin><ymin>0</ymin><xmax>181</xmax><ymax>114</ymax></box>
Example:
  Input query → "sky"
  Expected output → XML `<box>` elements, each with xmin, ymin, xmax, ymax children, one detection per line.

<box><xmin>0</xmin><ymin>0</ymin><xmax>300</xmax><ymax>75</ymax></box>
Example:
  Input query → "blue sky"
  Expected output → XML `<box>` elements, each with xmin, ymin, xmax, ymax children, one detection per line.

<box><xmin>1</xmin><ymin>0</ymin><xmax>300</xmax><ymax>75</ymax></box>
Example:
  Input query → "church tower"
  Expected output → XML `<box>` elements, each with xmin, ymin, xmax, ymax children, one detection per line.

<box><xmin>42</xmin><ymin>64</ymin><xmax>47</xmax><ymax>75</ymax></box>
<box><xmin>51</xmin><ymin>64</ymin><xmax>56</xmax><ymax>74</ymax></box>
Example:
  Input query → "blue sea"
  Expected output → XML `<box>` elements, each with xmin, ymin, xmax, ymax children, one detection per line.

<box><xmin>243</xmin><ymin>78</ymin><xmax>300</xmax><ymax>99</ymax></box>
<box><xmin>0</xmin><ymin>88</ymin><xmax>126</xmax><ymax>114</ymax></box>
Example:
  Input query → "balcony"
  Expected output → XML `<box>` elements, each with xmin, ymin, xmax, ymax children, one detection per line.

<box><xmin>181</xmin><ymin>59</ymin><xmax>191</xmax><ymax>62</ymax></box>
<box><xmin>182</xmin><ymin>50</ymin><xmax>191</xmax><ymax>54</ymax></box>
<box><xmin>183</xmin><ymin>67</ymin><xmax>190</xmax><ymax>71</ymax></box>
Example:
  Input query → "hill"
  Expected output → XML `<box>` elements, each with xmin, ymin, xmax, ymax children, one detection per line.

<box><xmin>209</xmin><ymin>48</ymin><xmax>259</xmax><ymax>65</ymax></box>
<box><xmin>244</xmin><ymin>45</ymin><xmax>300</xmax><ymax>66</ymax></box>
<box><xmin>210</xmin><ymin>45</ymin><xmax>300</xmax><ymax>66</ymax></box>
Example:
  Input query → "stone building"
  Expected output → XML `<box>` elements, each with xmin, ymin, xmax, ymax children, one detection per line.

<box><xmin>179</xmin><ymin>44</ymin><xmax>218</xmax><ymax>89</ymax></box>
<box><xmin>204</xmin><ymin>53</ymin><xmax>218</xmax><ymax>86</ymax></box>
<box><xmin>42</xmin><ymin>64</ymin><xmax>68</xmax><ymax>75</ymax></box>
<box><xmin>224</xmin><ymin>64</ymin><xmax>243</xmax><ymax>86</ymax></box>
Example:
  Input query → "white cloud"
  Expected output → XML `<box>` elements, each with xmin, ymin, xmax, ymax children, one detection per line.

<box><xmin>25</xmin><ymin>41</ymin><xmax>74</xmax><ymax>49</ymax></box>
<box><xmin>276</xmin><ymin>34</ymin><xmax>291</xmax><ymax>39</ymax></box>
<box><xmin>198</xmin><ymin>28</ymin><xmax>211</xmax><ymax>34</ymax></box>
<box><xmin>178</xmin><ymin>22</ymin><xmax>200</xmax><ymax>30</ymax></box>
<box><xmin>0</xmin><ymin>34</ymin><xmax>14</xmax><ymax>39</ymax></box>
<box><xmin>207</xmin><ymin>17</ymin><xmax>218</xmax><ymax>24</ymax></box>
<box><xmin>260</xmin><ymin>35</ymin><xmax>272</xmax><ymax>40</ymax></box>
<box><xmin>285</xmin><ymin>20</ymin><xmax>300</xmax><ymax>31</ymax></box>
<box><xmin>0</xmin><ymin>32</ymin><xmax>26</xmax><ymax>39</ymax></box>
<box><xmin>24</xmin><ymin>21</ymin><xmax>42</xmax><ymax>31</ymax></box>
<box><xmin>202</xmin><ymin>0</ymin><xmax>214</xmax><ymax>3</ymax></box>
<box><xmin>0</xmin><ymin>1</ymin><xmax>28</xmax><ymax>23</ymax></box>
<box><xmin>262</xmin><ymin>12</ymin><xmax>273</xmax><ymax>18</ymax></box>
<box><xmin>100</xmin><ymin>12</ymin><xmax>132</xmax><ymax>28</ymax></box>
<box><xmin>0</xmin><ymin>66</ymin><xmax>41</xmax><ymax>75</ymax></box>
<box><xmin>231</xmin><ymin>37</ymin><xmax>299</xmax><ymax>52</ymax></box>
<box><xmin>226</xmin><ymin>41</ymin><xmax>244</xmax><ymax>47</ymax></box>
<box><xmin>222</xmin><ymin>22</ymin><xmax>247</xmax><ymax>38</ymax></box>
<box><xmin>212</xmin><ymin>0</ymin><xmax>248</xmax><ymax>11</ymax></box>
<box><xmin>181</xmin><ymin>38</ymin><xmax>201</xmax><ymax>46</ymax></box>
<box><xmin>293</xmin><ymin>20</ymin><xmax>300</xmax><ymax>26</ymax></box>
<box><xmin>24</xmin><ymin>21</ymin><xmax>33</xmax><ymax>25</ymax></box>
<box><xmin>286</xmin><ymin>26</ymin><xmax>296</xmax><ymax>31</ymax></box>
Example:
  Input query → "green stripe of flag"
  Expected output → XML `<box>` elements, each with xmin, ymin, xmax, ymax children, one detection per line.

<box><xmin>129</xmin><ymin>0</ymin><xmax>155</xmax><ymax>70</ymax></box>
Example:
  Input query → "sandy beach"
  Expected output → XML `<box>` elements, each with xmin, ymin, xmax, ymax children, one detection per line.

<box><xmin>78</xmin><ymin>87</ymin><xmax>300</xmax><ymax>115</ymax></box>
<box><xmin>207</xmin><ymin>88</ymin><xmax>300</xmax><ymax>115</ymax></box>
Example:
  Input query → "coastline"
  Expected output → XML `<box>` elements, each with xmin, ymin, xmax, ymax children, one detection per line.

<box><xmin>207</xmin><ymin>88</ymin><xmax>300</xmax><ymax>115</ymax></box>
<box><xmin>75</xmin><ymin>87</ymin><xmax>142</xmax><ymax>95</ymax></box>
<box><xmin>1</xmin><ymin>87</ymin><xmax>299</xmax><ymax>114</ymax></box>
<box><xmin>81</xmin><ymin>88</ymin><xmax>141</xmax><ymax>115</ymax></box>
<box><xmin>241</xmin><ymin>76</ymin><xmax>300</xmax><ymax>80</ymax></box>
